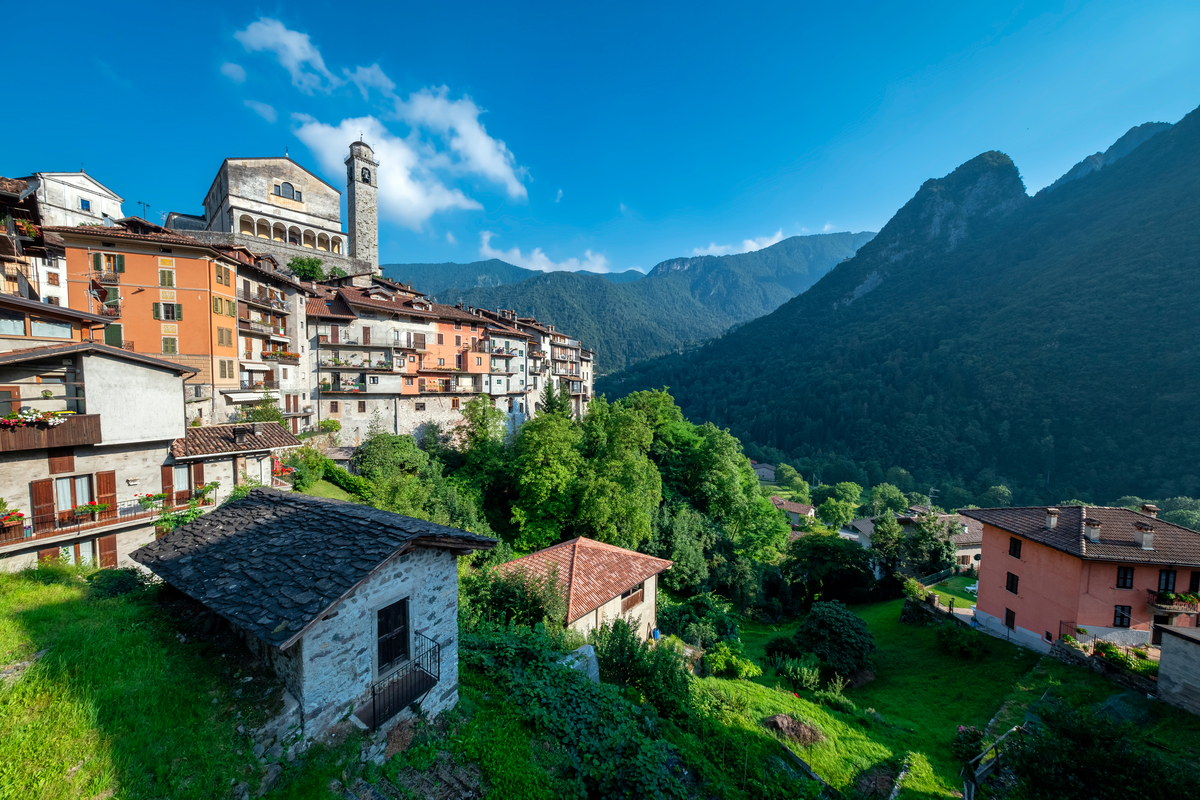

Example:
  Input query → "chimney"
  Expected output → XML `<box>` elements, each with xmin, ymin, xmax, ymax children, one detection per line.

<box><xmin>1083</xmin><ymin>517</ymin><xmax>1101</xmax><ymax>542</ymax></box>
<box><xmin>1045</xmin><ymin>508</ymin><xmax>1059</xmax><ymax>529</ymax></box>
<box><xmin>1135</xmin><ymin>521</ymin><xmax>1155</xmax><ymax>550</ymax></box>
<box><xmin>233</xmin><ymin>426</ymin><xmax>248</xmax><ymax>445</ymax></box>
<box><xmin>1141</xmin><ymin>504</ymin><xmax>1160</xmax><ymax>518</ymax></box>
<box><xmin>252</xmin><ymin>422</ymin><xmax>265</xmax><ymax>436</ymax></box>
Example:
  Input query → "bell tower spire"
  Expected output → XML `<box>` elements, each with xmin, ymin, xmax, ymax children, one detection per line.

<box><xmin>345</xmin><ymin>140</ymin><xmax>379</xmax><ymax>272</ymax></box>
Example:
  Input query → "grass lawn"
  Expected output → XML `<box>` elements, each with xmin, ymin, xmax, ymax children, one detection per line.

<box><xmin>300</xmin><ymin>479</ymin><xmax>354</xmax><ymax>502</ymax></box>
<box><xmin>738</xmin><ymin>599</ymin><xmax>1041</xmax><ymax>797</ymax></box>
<box><xmin>929</xmin><ymin>574</ymin><xmax>977</xmax><ymax>609</ymax></box>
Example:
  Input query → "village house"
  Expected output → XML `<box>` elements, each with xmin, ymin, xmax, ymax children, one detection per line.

<box><xmin>497</xmin><ymin>537</ymin><xmax>672</xmax><ymax>642</ymax></box>
<box><xmin>770</xmin><ymin>495</ymin><xmax>816</xmax><ymax>527</ymax></box>
<box><xmin>167</xmin><ymin>422</ymin><xmax>301</xmax><ymax>495</ymax></box>
<box><xmin>0</xmin><ymin>294</ymin><xmax>197</xmax><ymax>570</ymax></box>
<box><xmin>961</xmin><ymin>505</ymin><xmax>1200</xmax><ymax>653</ymax></box>
<box><xmin>751</xmin><ymin>460</ymin><xmax>776</xmax><ymax>481</ymax></box>
<box><xmin>130</xmin><ymin>489</ymin><xmax>495</xmax><ymax>737</ymax></box>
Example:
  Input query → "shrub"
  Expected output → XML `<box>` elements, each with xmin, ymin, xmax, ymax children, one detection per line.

<box><xmin>589</xmin><ymin>617</ymin><xmax>693</xmax><ymax>720</ymax></box>
<box><xmin>323</xmin><ymin>460</ymin><xmax>372</xmax><ymax>498</ymax></box>
<box><xmin>318</xmin><ymin>419</ymin><xmax>341</xmax><ymax>433</ymax></box>
<box><xmin>936</xmin><ymin>623</ymin><xmax>988</xmax><ymax>659</ymax></box>
<box><xmin>952</xmin><ymin>725</ymin><xmax>985</xmax><ymax>764</ymax></box>
<box><xmin>1093</xmin><ymin>640</ymin><xmax>1136</xmax><ymax>671</ymax></box>
<box><xmin>703</xmin><ymin>640</ymin><xmax>762</xmax><ymax>680</ymax></box>
<box><xmin>776</xmin><ymin>653</ymin><xmax>821</xmax><ymax>691</ymax></box>
<box><xmin>813</xmin><ymin>689</ymin><xmax>856</xmax><ymax>713</ymax></box>
<box><xmin>658</xmin><ymin>593</ymin><xmax>738</xmax><ymax>648</ymax></box>
<box><xmin>795</xmin><ymin>600</ymin><xmax>876</xmax><ymax>676</ymax></box>
<box><xmin>765</xmin><ymin>634</ymin><xmax>804</xmax><ymax>660</ymax></box>
<box><xmin>285</xmin><ymin>445</ymin><xmax>327</xmax><ymax>492</ymax></box>
<box><xmin>87</xmin><ymin>568</ymin><xmax>147</xmax><ymax>598</ymax></box>
<box><xmin>902</xmin><ymin>576</ymin><xmax>926</xmax><ymax>600</ymax></box>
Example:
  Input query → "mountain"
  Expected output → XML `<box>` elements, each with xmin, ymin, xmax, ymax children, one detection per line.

<box><xmin>381</xmin><ymin>259</ymin><xmax>540</xmax><ymax>298</ymax></box>
<box><xmin>1043</xmin><ymin>121</ymin><xmax>1171</xmax><ymax>192</ymax></box>
<box><xmin>599</xmin><ymin>106</ymin><xmax>1200</xmax><ymax>504</ymax></box>
<box><xmin>578</xmin><ymin>269</ymin><xmax>645</xmax><ymax>283</ymax></box>
<box><xmin>437</xmin><ymin>231</ymin><xmax>875</xmax><ymax>372</ymax></box>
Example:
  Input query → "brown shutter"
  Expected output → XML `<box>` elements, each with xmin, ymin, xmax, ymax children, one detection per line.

<box><xmin>331</xmin><ymin>323</ymin><xmax>339</xmax><ymax>342</ymax></box>
<box><xmin>161</xmin><ymin>465</ymin><xmax>174</xmax><ymax>508</ymax></box>
<box><xmin>192</xmin><ymin>462</ymin><xmax>205</xmax><ymax>488</ymax></box>
<box><xmin>95</xmin><ymin>470</ymin><xmax>117</xmax><ymax>521</ymax></box>
<box><xmin>48</xmin><ymin>447</ymin><xmax>74</xmax><ymax>475</ymax></box>
<box><xmin>31</xmin><ymin>478</ymin><xmax>55</xmax><ymax>533</ymax></box>
<box><xmin>38</xmin><ymin>548</ymin><xmax>60</xmax><ymax>563</ymax></box>
<box><xmin>362</xmin><ymin>327</ymin><xmax>370</xmax><ymax>345</ymax></box>
<box><xmin>98</xmin><ymin>535</ymin><xmax>117</xmax><ymax>568</ymax></box>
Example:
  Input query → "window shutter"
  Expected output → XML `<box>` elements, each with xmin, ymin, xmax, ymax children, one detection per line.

<box><xmin>175</xmin><ymin>304</ymin><xmax>183</xmax><ymax>320</ymax></box>
<box><xmin>116</xmin><ymin>255</ymin><xmax>125</xmax><ymax>273</ymax></box>
<box><xmin>98</xmin><ymin>535</ymin><xmax>117</xmax><ymax>568</ymax></box>
<box><xmin>331</xmin><ymin>324</ymin><xmax>339</xmax><ymax>341</ymax></box>
<box><xmin>213</xmin><ymin>297</ymin><xmax>220</xmax><ymax>314</ymax></box>
<box><xmin>92</xmin><ymin>253</ymin><xmax>102</xmax><ymax>271</ymax></box>
<box><xmin>161</xmin><ymin>465</ymin><xmax>174</xmax><ymax>508</ymax></box>
<box><xmin>192</xmin><ymin>462</ymin><xmax>205</xmax><ymax>488</ymax></box>
<box><xmin>152</xmin><ymin>303</ymin><xmax>161</xmax><ymax>320</ymax></box>
<box><xmin>30</xmin><ymin>478</ymin><xmax>54</xmax><ymax>533</ymax></box>
<box><xmin>48</xmin><ymin>447</ymin><xmax>74</xmax><ymax>474</ymax></box>
<box><xmin>95</xmin><ymin>470</ymin><xmax>117</xmax><ymax>520</ymax></box>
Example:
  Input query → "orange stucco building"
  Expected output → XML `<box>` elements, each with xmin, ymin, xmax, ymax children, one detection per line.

<box><xmin>45</xmin><ymin>219</ymin><xmax>240</xmax><ymax>424</ymax></box>
<box><xmin>962</xmin><ymin>505</ymin><xmax>1200</xmax><ymax>651</ymax></box>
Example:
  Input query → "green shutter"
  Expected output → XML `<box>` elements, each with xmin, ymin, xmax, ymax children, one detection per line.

<box><xmin>212</xmin><ymin>297</ymin><xmax>220</xmax><ymax>314</ymax></box>
<box><xmin>152</xmin><ymin>303</ymin><xmax>161</xmax><ymax>320</ymax></box>
<box><xmin>116</xmin><ymin>255</ymin><xmax>125</xmax><ymax>273</ymax></box>
<box><xmin>175</xmin><ymin>304</ymin><xmax>183</xmax><ymax>320</ymax></box>
<box><xmin>103</xmin><ymin>324</ymin><xmax>123</xmax><ymax>348</ymax></box>
<box><xmin>92</xmin><ymin>253</ymin><xmax>101</xmax><ymax>271</ymax></box>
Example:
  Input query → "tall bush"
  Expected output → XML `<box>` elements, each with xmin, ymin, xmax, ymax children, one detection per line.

<box><xmin>794</xmin><ymin>600</ymin><xmax>876</xmax><ymax>676</ymax></box>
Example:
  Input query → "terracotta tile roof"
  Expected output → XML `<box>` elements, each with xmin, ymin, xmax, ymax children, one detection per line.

<box><xmin>0</xmin><ymin>177</ymin><xmax>28</xmax><ymax>196</ymax></box>
<box><xmin>960</xmin><ymin>506</ymin><xmax>1200</xmax><ymax>566</ymax></box>
<box><xmin>770</xmin><ymin>496</ymin><xmax>815</xmax><ymax>516</ymax></box>
<box><xmin>129</xmin><ymin>488</ymin><xmax>496</xmax><ymax>649</ymax></box>
<box><xmin>0</xmin><ymin>341</ymin><xmax>196</xmax><ymax>373</ymax></box>
<box><xmin>339</xmin><ymin>287</ymin><xmax>438</xmax><ymax>317</ymax></box>
<box><xmin>496</xmin><ymin>537</ymin><xmax>672</xmax><ymax>624</ymax></box>
<box><xmin>305</xmin><ymin>291</ymin><xmax>357</xmax><ymax>319</ymax></box>
<box><xmin>170</xmin><ymin>422</ymin><xmax>301</xmax><ymax>459</ymax></box>
<box><xmin>42</xmin><ymin>224</ymin><xmax>211</xmax><ymax>248</ymax></box>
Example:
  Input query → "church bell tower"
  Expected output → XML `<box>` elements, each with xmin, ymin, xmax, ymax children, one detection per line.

<box><xmin>345</xmin><ymin>141</ymin><xmax>379</xmax><ymax>272</ymax></box>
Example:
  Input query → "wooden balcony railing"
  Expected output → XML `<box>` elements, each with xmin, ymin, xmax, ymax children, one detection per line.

<box><xmin>0</xmin><ymin>414</ymin><xmax>102</xmax><ymax>452</ymax></box>
<box><xmin>621</xmin><ymin>588</ymin><xmax>644</xmax><ymax>613</ymax></box>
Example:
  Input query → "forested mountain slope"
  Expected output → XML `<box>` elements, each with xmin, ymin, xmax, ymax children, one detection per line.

<box><xmin>600</xmin><ymin>105</ymin><xmax>1200</xmax><ymax>504</ymax></box>
<box><xmin>434</xmin><ymin>231</ymin><xmax>875</xmax><ymax>371</ymax></box>
<box><xmin>381</xmin><ymin>259</ymin><xmax>540</xmax><ymax>298</ymax></box>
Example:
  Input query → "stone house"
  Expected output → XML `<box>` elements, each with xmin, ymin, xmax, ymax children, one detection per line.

<box><xmin>131</xmin><ymin>489</ymin><xmax>495</xmax><ymax>737</ymax></box>
<box><xmin>497</xmin><ymin>537</ymin><xmax>672</xmax><ymax>642</ymax></box>
<box><xmin>167</xmin><ymin>422</ymin><xmax>301</xmax><ymax>495</ymax></box>
<box><xmin>770</xmin><ymin>495</ymin><xmax>815</xmax><ymax>527</ymax></box>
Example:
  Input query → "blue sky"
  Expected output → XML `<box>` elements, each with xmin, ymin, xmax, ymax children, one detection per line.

<box><xmin>4</xmin><ymin>1</ymin><xmax>1198</xmax><ymax>272</ymax></box>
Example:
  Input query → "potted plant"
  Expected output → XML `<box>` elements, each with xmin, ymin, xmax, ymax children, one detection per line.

<box><xmin>71</xmin><ymin>500</ymin><xmax>110</xmax><ymax>520</ymax></box>
<box><xmin>0</xmin><ymin>499</ymin><xmax>24</xmax><ymax>542</ymax></box>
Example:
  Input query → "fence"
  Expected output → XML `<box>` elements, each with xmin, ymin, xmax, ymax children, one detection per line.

<box><xmin>962</xmin><ymin>725</ymin><xmax>1025</xmax><ymax>800</ymax></box>
<box><xmin>1058</xmin><ymin>621</ymin><xmax>1158</xmax><ymax>665</ymax></box>
<box><xmin>368</xmin><ymin>631</ymin><xmax>440</xmax><ymax>730</ymax></box>
<box><xmin>918</xmin><ymin>567</ymin><xmax>956</xmax><ymax>585</ymax></box>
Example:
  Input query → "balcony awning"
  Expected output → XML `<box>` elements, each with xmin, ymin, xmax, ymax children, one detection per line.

<box><xmin>242</xmin><ymin>362</ymin><xmax>270</xmax><ymax>372</ymax></box>
<box><xmin>270</xmin><ymin>334</ymin><xmax>290</xmax><ymax>343</ymax></box>
<box><xmin>222</xmin><ymin>392</ymin><xmax>264</xmax><ymax>404</ymax></box>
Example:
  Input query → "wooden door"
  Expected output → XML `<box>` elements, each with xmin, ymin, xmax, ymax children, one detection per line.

<box><xmin>95</xmin><ymin>470</ymin><xmax>117</xmax><ymax>521</ymax></box>
<box><xmin>30</xmin><ymin>478</ymin><xmax>54</xmax><ymax>533</ymax></box>
<box><xmin>98</xmin><ymin>535</ymin><xmax>117</xmax><ymax>568</ymax></box>
<box><xmin>362</xmin><ymin>326</ymin><xmax>371</xmax><ymax>345</ymax></box>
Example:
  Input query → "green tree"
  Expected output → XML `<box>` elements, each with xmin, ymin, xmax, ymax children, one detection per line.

<box><xmin>869</xmin><ymin>483</ymin><xmax>908</xmax><ymax>515</ymax></box>
<box><xmin>794</xmin><ymin>600</ymin><xmax>876</xmax><ymax>676</ymax></box>
<box><xmin>510</xmin><ymin>413</ymin><xmax>583</xmax><ymax>550</ymax></box>
<box><xmin>885</xmin><ymin>467</ymin><xmax>916</xmax><ymax>492</ymax></box>
<box><xmin>781</xmin><ymin>532</ymin><xmax>875</xmax><ymax>605</ymax></box>
<box><xmin>327</xmin><ymin>265</ymin><xmax>348</xmax><ymax>278</ymax></box>
<box><xmin>817</xmin><ymin>497</ymin><xmax>857</xmax><ymax>528</ymax></box>
<box><xmin>355</xmin><ymin>415</ymin><xmax>430</xmax><ymax>482</ymax></box>
<box><xmin>244</xmin><ymin>392</ymin><xmax>285</xmax><ymax>423</ymax></box>
<box><xmin>776</xmin><ymin>464</ymin><xmax>812</xmax><ymax>503</ymax></box>
<box><xmin>287</xmin><ymin>255</ymin><xmax>325</xmax><ymax>281</ymax></box>
<box><xmin>539</xmin><ymin>380</ymin><xmax>572</xmax><ymax>416</ymax></box>
<box><xmin>978</xmin><ymin>484</ymin><xmax>1013</xmax><ymax>507</ymax></box>
<box><xmin>869</xmin><ymin>513</ymin><xmax>905</xmax><ymax>576</ymax></box>
<box><xmin>905</xmin><ymin>510</ymin><xmax>955</xmax><ymax>575</ymax></box>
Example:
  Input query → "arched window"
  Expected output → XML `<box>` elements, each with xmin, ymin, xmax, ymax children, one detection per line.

<box><xmin>272</xmin><ymin>223</ymin><xmax>286</xmax><ymax>242</ymax></box>
<box><xmin>239</xmin><ymin>215</ymin><xmax>254</xmax><ymax>235</ymax></box>
<box><xmin>331</xmin><ymin>237</ymin><xmax>342</xmax><ymax>254</ymax></box>
<box><xmin>361</xmin><ymin>167</ymin><xmax>371</xmax><ymax>184</ymax></box>
<box><xmin>281</xmin><ymin>182</ymin><xmax>295</xmax><ymax>200</ymax></box>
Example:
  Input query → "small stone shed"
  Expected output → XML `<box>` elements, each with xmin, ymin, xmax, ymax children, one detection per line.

<box><xmin>131</xmin><ymin>488</ymin><xmax>495</xmax><ymax>737</ymax></box>
<box><xmin>1158</xmin><ymin>625</ymin><xmax>1200</xmax><ymax>716</ymax></box>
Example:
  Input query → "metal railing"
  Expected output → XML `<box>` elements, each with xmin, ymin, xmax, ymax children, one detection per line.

<box><xmin>918</xmin><ymin>567</ymin><xmax>956</xmax><ymax>585</ymax></box>
<box><xmin>239</xmin><ymin>380</ymin><xmax>279</xmax><ymax>391</ymax></box>
<box><xmin>97</xmin><ymin>272</ymin><xmax>121</xmax><ymax>285</ymax></box>
<box><xmin>16</xmin><ymin>498</ymin><xmax>156</xmax><ymax>542</ymax></box>
<box><xmin>369</xmin><ymin>632</ymin><xmax>440</xmax><ymax>730</ymax></box>
<box><xmin>237</xmin><ymin>289</ymin><xmax>288</xmax><ymax>311</ymax></box>
<box><xmin>1147</xmin><ymin>588</ymin><xmax>1200</xmax><ymax>612</ymax></box>
<box><xmin>98</xmin><ymin>302</ymin><xmax>121</xmax><ymax>318</ymax></box>
<box><xmin>238</xmin><ymin>318</ymin><xmax>287</xmax><ymax>337</ymax></box>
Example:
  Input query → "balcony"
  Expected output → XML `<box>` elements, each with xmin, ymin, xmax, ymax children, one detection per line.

<box><xmin>354</xmin><ymin>631</ymin><xmax>440</xmax><ymax>730</ymax></box>
<box><xmin>261</xmin><ymin>351</ymin><xmax>300</xmax><ymax>366</ymax></box>
<box><xmin>97</xmin><ymin>272</ymin><xmax>121</xmax><ymax>285</ymax></box>
<box><xmin>238</xmin><ymin>318</ymin><xmax>288</xmax><ymax>337</ymax></box>
<box><xmin>490</xmin><ymin>346</ymin><xmax>520</xmax><ymax>356</ymax></box>
<box><xmin>318</xmin><ymin>358</ymin><xmax>395</xmax><ymax>372</ymax></box>
<box><xmin>98</xmin><ymin>301</ymin><xmax>121</xmax><ymax>318</ymax></box>
<box><xmin>1147</xmin><ymin>589</ymin><xmax>1200</xmax><ymax>613</ymax></box>
<box><xmin>0</xmin><ymin>414</ymin><xmax>102</xmax><ymax>452</ymax></box>
<box><xmin>239</xmin><ymin>380</ymin><xmax>279</xmax><ymax>391</ymax></box>
<box><xmin>237</xmin><ymin>289</ymin><xmax>289</xmax><ymax>313</ymax></box>
<box><xmin>318</xmin><ymin>382</ymin><xmax>368</xmax><ymax>394</ymax></box>
<box><xmin>3</xmin><ymin>498</ymin><xmax>157</xmax><ymax>546</ymax></box>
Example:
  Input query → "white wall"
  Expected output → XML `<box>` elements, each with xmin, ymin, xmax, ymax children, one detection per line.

<box><xmin>83</xmin><ymin>353</ymin><xmax>185</xmax><ymax>445</ymax></box>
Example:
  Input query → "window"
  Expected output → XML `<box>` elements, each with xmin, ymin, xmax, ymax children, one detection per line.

<box><xmin>358</xmin><ymin>401</ymin><xmax>367</xmax><ymax>413</ymax></box>
<box><xmin>213</xmin><ymin>297</ymin><xmax>222</xmax><ymax>314</ymax></box>
<box><xmin>1044</xmin><ymin>631</ymin><xmax>1053</xmax><ymax>642</ymax></box>
<box><xmin>455</xmin><ymin>335</ymin><xmax>461</xmax><ymax>347</ymax></box>
<box><xmin>330</xmin><ymin>401</ymin><xmax>339</xmax><ymax>413</ymax></box>
<box><xmin>159</xmin><ymin>269</ymin><xmax>174</xmax><ymax>287</ymax></box>
<box><xmin>454</xmin><ymin>322</ymin><xmax>461</xmax><ymax>330</ymax></box>
<box><xmin>217</xmin><ymin>327</ymin><xmax>234</xmax><ymax>348</ymax></box>
<box><xmin>273</xmin><ymin>184</ymin><xmax>281</xmax><ymax>195</ymax></box>
<box><xmin>451</xmin><ymin>398</ymin><xmax>460</xmax><ymax>410</ymax></box>
<box><xmin>470</xmin><ymin>323</ymin><xmax>477</xmax><ymax>331</ymax></box>
<box><xmin>519</xmin><ymin>350</ymin><xmax>524</xmax><ymax>357</ymax></box>
<box><xmin>282</xmin><ymin>368</ymin><xmax>288</xmax><ymax>379</ymax></box>
<box><xmin>80</xmin><ymin>198</ymin><xmax>91</xmax><ymax>211</ymax></box>
<box><xmin>404</xmin><ymin>377</ymin><xmax>413</xmax><ymax>385</ymax></box>
<box><xmin>377</xmin><ymin>597</ymin><xmax>408</xmax><ymax>673</ymax></box>
<box><xmin>437</xmin><ymin>333</ymin><xmax>444</xmax><ymax>345</ymax></box>
<box><xmin>219</xmin><ymin>360</ymin><xmax>227</xmax><ymax>379</ymax></box>
<box><xmin>958</xmin><ymin>555</ymin><xmax>971</xmax><ymax>566</ymax></box>
<box><xmin>369</xmin><ymin>376</ymin><xmax>379</xmax><ymax>384</ymax></box>
<box><xmin>162</xmin><ymin>337</ymin><xmax>178</xmax><ymax>355</ymax></box>
<box><xmin>1004</xmin><ymin>608</ymin><xmax>1016</xmax><ymax>630</ymax></box>
<box><xmin>476</xmin><ymin>357</ymin><xmax>481</xmax><ymax>366</ymax></box>
<box><xmin>1005</xmin><ymin>572</ymin><xmax>1019</xmax><ymax>594</ymax></box>
<box><xmin>1159</xmin><ymin>569</ymin><xmax>1177</xmax><ymax>592</ymax></box>
<box><xmin>46</xmin><ymin>272</ymin><xmax>59</xmax><ymax>286</ymax></box>
<box><xmin>409</xmin><ymin>355</ymin><xmax>416</xmax><ymax>362</ymax></box>
<box><xmin>1008</xmin><ymin>537</ymin><xmax>1022</xmax><ymax>558</ymax></box>
<box><xmin>1113</xmin><ymin>606</ymin><xmax>1132</xmax><ymax>628</ymax></box>
<box><xmin>281</xmin><ymin>182</ymin><xmax>295</xmax><ymax>200</ymax></box>
<box><xmin>154</xmin><ymin>303</ymin><xmax>183</xmax><ymax>321</ymax></box>
<box><xmin>1116</xmin><ymin>566</ymin><xmax>1134</xmax><ymax>589</ymax></box>
<box><xmin>1191</xmin><ymin>571</ymin><xmax>1200</xmax><ymax>593</ymax></box>
<box><xmin>55</xmin><ymin>474</ymin><xmax>93</xmax><ymax>512</ymax></box>
<box><xmin>46</xmin><ymin>297</ymin><xmax>60</xmax><ymax>306</ymax></box>
<box><xmin>0</xmin><ymin>309</ymin><xmax>23</xmax><ymax>336</ymax></box>
<box><xmin>437</xmin><ymin>358</ymin><xmax>445</xmax><ymax>366</ymax></box>
<box><xmin>226</xmin><ymin>299</ymin><xmax>236</xmax><ymax>316</ymax></box>
<box><xmin>415</xmin><ymin>402</ymin><xmax>426</xmax><ymax>411</ymax></box>
<box><xmin>31</xmin><ymin>317</ymin><xmax>72</xmax><ymax>339</ymax></box>
<box><xmin>294</xmin><ymin>191</ymin><xmax>302</xmax><ymax>202</ymax></box>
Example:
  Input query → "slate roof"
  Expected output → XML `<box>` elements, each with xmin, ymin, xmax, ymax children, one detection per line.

<box><xmin>496</xmin><ymin>537</ymin><xmax>672</xmax><ymax>624</ymax></box>
<box><xmin>960</xmin><ymin>506</ymin><xmax>1200</xmax><ymax>566</ymax></box>
<box><xmin>130</xmin><ymin>489</ymin><xmax>496</xmax><ymax>649</ymax></box>
<box><xmin>770</xmin><ymin>496</ymin><xmax>815</xmax><ymax>516</ymax></box>
<box><xmin>170</xmin><ymin>422</ymin><xmax>301</xmax><ymax>459</ymax></box>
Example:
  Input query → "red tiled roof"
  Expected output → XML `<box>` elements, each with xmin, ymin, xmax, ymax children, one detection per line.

<box><xmin>170</xmin><ymin>422</ymin><xmax>301</xmax><ymax>459</ymax></box>
<box><xmin>770</xmin><ymin>496</ymin><xmax>815</xmax><ymax>516</ymax></box>
<box><xmin>339</xmin><ymin>287</ymin><xmax>437</xmax><ymax>317</ymax></box>
<box><xmin>496</xmin><ymin>537</ymin><xmax>672</xmax><ymax>623</ymax></box>
<box><xmin>960</xmin><ymin>506</ymin><xmax>1200</xmax><ymax>566</ymax></box>
<box><xmin>305</xmin><ymin>291</ymin><xmax>357</xmax><ymax>319</ymax></box>
<box><xmin>42</xmin><ymin>224</ymin><xmax>212</xmax><ymax>248</ymax></box>
<box><xmin>0</xmin><ymin>177</ymin><xmax>28</xmax><ymax>196</ymax></box>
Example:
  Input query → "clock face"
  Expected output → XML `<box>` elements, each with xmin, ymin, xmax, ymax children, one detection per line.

<box><xmin>361</xmin><ymin>167</ymin><xmax>371</xmax><ymax>185</ymax></box>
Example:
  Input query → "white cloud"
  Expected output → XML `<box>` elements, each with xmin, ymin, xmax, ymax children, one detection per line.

<box><xmin>555</xmin><ymin>189</ymin><xmax>563</xmax><ymax>203</ymax></box>
<box><xmin>234</xmin><ymin>18</ymin><xmax>343</xmax><ymax>94</ymax></box>
<box><xmin>344</xmin><ymin>64</ymin><xmax>395</xmax><ymax>101</ymax></box>
<box><xmin>480</xmin><ymin>232</ymin><xmax>609</xmax><ymax>273</ymax></box>
<box><xmin>294</xmin><ymin>115</ymin><xmax>481</xmax><ymax>229</ymax></box>
<box><xmin>445</xmin><ymin>232</ymin><xmax>457</xmax><ymax>245</ymax></box>
<box><xmin>822</xmin><ymin>223</ymin><xmax>834</xmax><ymax>232</ymax></box>
<box><xmin>691</xmin><ymin>229</ymin><xmax>785</xmax><ymax>257</ymax></box>
<box><xmin>221</xmin><ymin>62</ymin><xmax>246</xmax><ymax>83</ymax></box>
<box><xmin>244</xmin><ymin>100</ymin><xmax>277</xmax><ymax>123</ymax></box>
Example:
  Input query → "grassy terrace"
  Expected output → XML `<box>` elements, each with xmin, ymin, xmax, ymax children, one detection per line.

<box><xmin>299</xmin><ymin>478</ymin><xmax>354</xmax><ymax>502</ymax></box>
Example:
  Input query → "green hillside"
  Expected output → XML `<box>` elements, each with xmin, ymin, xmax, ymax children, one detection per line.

<box><xmin>435</xmin><ymin>232</ymin><xmax>875</xmax><ymax>371</ymax></box>
<box><xmin>381</xmin><ymin>258</ymin><xmax>540</xmax><ymax>298</ymax></box>
<box><xmin>600</xmin><ymin>104</ymin><xmax>1200</xmax><ymax>504</ymax></box>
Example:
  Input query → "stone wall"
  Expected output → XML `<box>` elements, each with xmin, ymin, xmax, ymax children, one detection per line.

<box><xmin>180</xmin><ymin>230</ymin><xmax>375</xmax><ymax>277</ymax></box>
<box><xmin>1153</xmin><ymin>631</ymin><xmax>1200</xmax><ymax>715</ymax></box>
<box><xmin>1047</xmin><ymin>638</ymin><xmax>1159</xmax><ymax>694</ymax></box>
